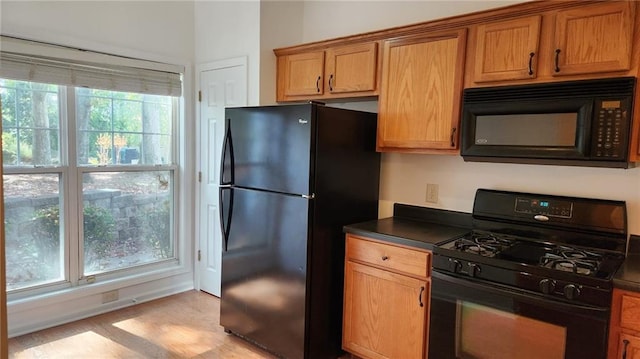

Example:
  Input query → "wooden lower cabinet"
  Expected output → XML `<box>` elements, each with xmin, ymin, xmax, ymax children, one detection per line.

<box><xmin>342</xmin><ymin>234</ymin><xmax>431</xmax><ymax>359</ymax></box>
<box><xmin>608</xmin><ymin>289</ymin><xmax>640</xmax><ymax>359</ymax></box>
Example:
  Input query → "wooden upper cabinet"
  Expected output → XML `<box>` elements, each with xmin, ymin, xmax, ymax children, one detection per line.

<box><xmin>377</xmin><ymin>29</ymin><xmax>466</xmax><ymax>153</ymax></box>
<box><xmin>276</xmin><ymin>42</ymin><xmax>379</xmax><ymax>102</ymax></box>
<box><xmin>472</xmin><ymin>15</ymin><xmax>541</xmax><ymax>83</ymax></box>
<box><xmin>552</xmin><ymin>1</ymin><xmax>635</xmax><ymax>76</ymax></box>
<box><xmin>325</xmin><ymin>42</ymin><xmax>377</xmax><ymax>95</ymax></box>
<box><xmin>281</xmin><ymin>51</ymin><xmax>325</xmax><ymax>97</ymax></box>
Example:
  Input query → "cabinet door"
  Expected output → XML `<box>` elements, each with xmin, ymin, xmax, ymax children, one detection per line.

<box><xmin>552</xmin><ymin>2</ymin><xmax>635</xmax><ymax>76</ymax></box>
<box><xmin>619</xmin><ymin>334</ymin><xmax>640</xmax><ymax>359</ymax></box>
<box><xmin>472</xmin><ymin>15</ymin><xmax>541</xmax><ymax>83</ymax></box>
<box><xmin>343</xmin><ymin>261</ymin><xmax>429</xmax><ymax>359</ymax></box>
<box><xmin>325</xmin><ymin>42</ymin><xmax>378</xmax><ymax>94</ymax></box>
<box><xmin>378</xmin><ymin>29</ymin><xmax>466</xmax><ymax>152</ymax></box>
<box><xmin>282</xmin><ymin>51</ymin><xmax>325</xmax><ymax>96</ymax></box>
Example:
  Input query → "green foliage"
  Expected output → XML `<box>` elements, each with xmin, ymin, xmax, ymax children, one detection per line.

<box><xmin>29</xmin><ymin>204</ymin><xmax>116</xmax><ymax>260</ymax></box>
<box><xmin>28</xmin><ymin>206</ymin><xmax>61</xmax><ymax>264</ymax></box>
<box><xmin>82</xmin><ymin>205</ymin><xmax>116</xmax><ymax>259</ymax></box>
<box><xmin>137</xmin><ymin>200</ymin><xmax>172</xmax><ymax>257</ymax></box>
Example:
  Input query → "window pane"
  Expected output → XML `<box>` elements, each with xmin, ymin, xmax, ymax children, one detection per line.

<box><xmin>82</xmin><ymin>171</ymin><xmax>174</xmax><ymax>275</ymax></box>
<box><xmin>76</xmin><ymin>89</ymin><xmax>172</xmax><ymax>166</ymax></box>
<box><xmin>1</xmin><ymin>80</ymin><xmax>61</xmax><ymax>167</ymax></box>
<box><xmin>4</xmin><ymin>174</ymin><xmax>63</xmax><ymax>291</ymax></box>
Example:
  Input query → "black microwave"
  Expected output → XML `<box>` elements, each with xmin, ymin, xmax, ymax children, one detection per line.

<box><xmin>460</xmin><ymin>77</ymin><xmax>636</xmax><ymax>168</ymax></box>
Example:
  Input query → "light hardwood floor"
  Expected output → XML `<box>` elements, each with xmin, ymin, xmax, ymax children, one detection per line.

<box><xmin>8</xmin><ymin>290</ymin><xmax>281</xmax><ymax>358</ymax></box>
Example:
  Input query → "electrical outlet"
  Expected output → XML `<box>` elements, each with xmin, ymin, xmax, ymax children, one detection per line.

<box><xmin>426</xmin><ymin>183</ymin><xmax>439</xmax><ymax>203</ymax></box>
<box><xmin>102</xmin><ymin>290</ymin><xmax>119</xmax><ymax>304</ymax></box>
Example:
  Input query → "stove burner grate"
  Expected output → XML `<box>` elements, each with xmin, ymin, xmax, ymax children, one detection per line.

<box><xmin>453</xmin><ymin>233</ymin><xmax>513</xmax><ymax>257</ymax></box>
<box><xmin>539</xmin><ymin>249</ymin><xmax>601</xmax><ymax>275</ymax></box>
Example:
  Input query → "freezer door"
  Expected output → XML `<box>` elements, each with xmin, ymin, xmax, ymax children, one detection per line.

<box><xmin>226</xmin><ymin>105</ymin><xmax>313</xmax><ymax>195</ymax></box>
<box><xmin>220</xmin><ymin>187</ymin><xmax>310</xmax><ymax>359</ymax></box>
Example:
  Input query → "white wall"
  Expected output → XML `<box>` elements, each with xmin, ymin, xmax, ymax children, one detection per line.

<box><xmin>1</xmin><ymin>0</ymin><xmax>197</xmax><ymax>336</ymax></box>
<box><xmin>301</xmin><ymin>0</ymin><xmax>522</xmax><ymax>43</ymax></box>
<box><xmin>194</xmin><ymin>1</ymin><xmax>261</xmax><ymax>105</ymax></box>
<box><xmin>259</xmin><ymin>0</ymin><xmax>305</xmax><ymax>105</ymax></box>
<box><xmin>296</xmin><ymin>1</ymin><xmax>640</xmax><ymax>236</ymax></box>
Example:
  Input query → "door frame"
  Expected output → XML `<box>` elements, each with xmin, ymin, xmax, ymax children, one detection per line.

<box><xmin>194</xmin><ymin>56</ymin><xmax>248</xmax><ymax>293</ymax></box>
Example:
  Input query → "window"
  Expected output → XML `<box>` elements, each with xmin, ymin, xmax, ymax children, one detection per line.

<box><xmin>1</xmin><ymin>36</ymin><xmax>183</xmax><ymax>294</ymax></box>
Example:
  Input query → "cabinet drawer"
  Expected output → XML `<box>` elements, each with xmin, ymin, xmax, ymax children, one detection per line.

<box><xmin>621</xmin><ymin>295</ymin><xmax>640</xmax><ymax>330</ymax></box>
<box><xmin>346</xmin><ymin>235</ymin><xmax>430</xmax><ymax>278</ymax></box>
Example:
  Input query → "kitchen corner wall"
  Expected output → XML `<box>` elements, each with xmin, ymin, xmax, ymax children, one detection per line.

<box><xmin>297</xmin><ymin>1</ymin><xmax>640</xmax><ymax>236</ymax></box>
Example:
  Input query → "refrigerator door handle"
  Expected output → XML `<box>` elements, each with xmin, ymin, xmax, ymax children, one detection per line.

<box><xmin>220</xmin><ymin>118</ymin><xmax>235</xmax><ymax>185</ymax></box>
<box><xmin>219</xmin><ymin>118</ymin><xmax>235</xmax><ymax>252</ymax></box>
<box><xmin>301</xmin><ymin>193</ymin><xmax>315</xmax><ymax>200</ymax></box>
<box><xmin>218</xmin><ymin>186</ymin><xmax>233</xmax><ymax>252</ymax></box>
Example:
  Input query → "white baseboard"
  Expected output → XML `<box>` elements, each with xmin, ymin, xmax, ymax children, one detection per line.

<box><xmin>7</xmin><ymin>273</ymin><xmax>194</xmax><ymax>338</ymax></box>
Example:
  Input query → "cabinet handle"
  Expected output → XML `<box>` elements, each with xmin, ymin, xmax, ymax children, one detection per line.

<box><xmin>622</xmin><ymin>339</ymin><xmax>630</xmax><ymax>359</ymax></box>
<box><xmin>419</xmin><ymin>286</ymin><xmax>425</xmax><ymax>307</ymax></box>
<box><xmin>554</xmin><ymin>49</ymin><xmax>561</xmax><ymax>73</ymax></box>
<box><xmin>528</xmin><ymin>52</ymin><xmax>535</xmax><ymax>76</ymax></box>
<box><xmin>316</xmin><ymin>76</ymin><xmax>321</xmax><ymax>93</ymax></box>
<box><xmin>450</xmin><ymin>127</ymin><xmax>457</xmax><ymax>147</ymax></box>
<box><xmin>329</xmin><ymin>74</ymin><xmax>334</xmax><ymax>92</ymax></box>
<box><xmin>381</xmin><ymin>255</ymin><xmax>389</xmax><ymax>261</ymax></box>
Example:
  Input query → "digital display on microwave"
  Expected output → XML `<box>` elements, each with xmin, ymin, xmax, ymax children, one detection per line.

<box><xmin>475</xmin><ymin>113</ymin><xmax>577</xmax><ymax>146</ymax></box>
<box><xmin>601</xmin><ymin>100</ymin><xmax>621</xmax><ymax>109</ymax></box>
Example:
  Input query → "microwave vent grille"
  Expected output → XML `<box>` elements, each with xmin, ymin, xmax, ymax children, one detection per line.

<box><xmin>464</xmin><ymin>77</ymin><xmax>636</xmax><ymax>103</ymax></box>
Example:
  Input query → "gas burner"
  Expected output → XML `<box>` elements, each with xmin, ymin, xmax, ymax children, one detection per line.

<box><xmin>540</xmin><ymin>252</ymin><xmax>600</xmax><ymax>276</ymax></box>
<box><xmin>555</xmin><ymin>246</ymin><xmax>603</xmax><ymax>261</ymax></box>
<box><xmin>455</xmin><ymin>239</ymin><xmax>500</xmax><ymax>257</ymax></box>
<box><xmin>453</xmin><ymin>232</ymin><xmax>513</xmax><ymax>257</ymax></box>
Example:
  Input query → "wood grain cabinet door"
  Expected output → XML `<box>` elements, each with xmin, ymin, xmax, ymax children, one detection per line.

<box><xmin>324</xmin><ymin>42</ymin><xmax>378</xmax><ymax>94</ymax></box>
<box><xmin>343</xmin><ymin>261</ymin><xmax>429</xmax><ymax>359</ymax></box>
<box><xmin>282</xmin><ymin>51</ymin><xmax>325</xmax><ymax>96</ymax></box>
<box><xmin>472</xmin><ymin>15</ymin><xmax>541</xmax><ymax>83</ymax></box>
<box><xmin>618</xmin><ymin>333</ymin><xmax>640</xmax><ymax>359</ymax></box>
<box><xmin>377</xmin><ymin>29</ymin><xmax>466</xmax><ymax>152</ymax></box>
<box><xmin>552</xmin><ymin>1</ymin><xmax>635</xmax><ymax>76</ymax></box>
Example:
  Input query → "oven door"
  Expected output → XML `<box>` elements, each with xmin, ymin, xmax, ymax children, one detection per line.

<box><xmin>429</xmin><ymin>271</ymin><xmax>609</xmax><ymax>359</ymax></box>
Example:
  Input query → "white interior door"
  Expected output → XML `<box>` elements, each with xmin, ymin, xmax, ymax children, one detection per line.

<box><xmin>197</xmin><ymin>58</ymin><xmax>247</xmax><ymax>296</ymax></box>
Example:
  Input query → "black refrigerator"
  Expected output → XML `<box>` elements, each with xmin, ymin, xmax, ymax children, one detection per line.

<box><xmin>219</xmin><ymin>103</ymin><xmax>380</xmax><ymax>359</ymax></box>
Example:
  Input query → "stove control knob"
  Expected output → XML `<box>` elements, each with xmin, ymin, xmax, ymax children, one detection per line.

<box><xmin>539</xmin><ymin>279</ymin><xmax>556</xmax><ymax>294</ymax></box>
<box><xmin>468</xmin><ymin>263</ymin><xmax>481</xmax><ymax>278</ymax></box>
<box><xmin>563</xmin><ymin>284</ymin><xmax>581</xmax><ymax>300</ymax></box>
<box><xmin>449</xmin><ymin>259</ymin><xmax>462</xmax><ymax>273</ymax></box>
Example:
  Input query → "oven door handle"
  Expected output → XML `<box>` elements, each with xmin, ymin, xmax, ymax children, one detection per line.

<box><xmin>432</xmin><ymin>270</ymin><xmax>609</xmax><ymax>316</ymax></box>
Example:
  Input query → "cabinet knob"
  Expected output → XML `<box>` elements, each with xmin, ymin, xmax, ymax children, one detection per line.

<box><xmin>528</xmin><ymin>52</ymin><xmax>535</xmax><ymax>76</ymax></box>
<box><xmin>316</xmin><ymin>76</ymin><xmax>321</xmax><ymax>93</ymax></box>
<box><xmin>329</xmin><ymin>74</ymin><xmax>334</xmax><ymax>92</ymax></box>
<box><xmin>381</xmin><ymin>255</ymin><xmax>389</xmax><ymax>261</ymax></box>
<box><xmin>419</xmin><ymin>286</ymin><xmax>425</xmax><ymax>307</ymax></box>
<box><xmin>554</xmin><ymin>49</ymin><xmax>561</xmax><ymax>73</ymax></box>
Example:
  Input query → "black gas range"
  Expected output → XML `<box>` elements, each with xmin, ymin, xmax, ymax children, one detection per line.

<box><xmin>433</xmin><ymin>188</ymin><xmax>627</xmax><ymax>307</ymax></box>
<box><xmin>429</xmin><ymin>189</ymin><xmax>627</xmax><ymax>359</ymax></box>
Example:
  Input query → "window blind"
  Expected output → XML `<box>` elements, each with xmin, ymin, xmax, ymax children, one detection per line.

<box><xmin>0</xmin><ymin>36</ymin><xmax>183</xmax><ymax>97</ymax></box>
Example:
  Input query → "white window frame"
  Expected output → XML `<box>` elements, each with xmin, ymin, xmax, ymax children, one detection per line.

<box><xmin>2</xmin><ymin>58</ymin><xmax>184</xmax><ymax>302</ymax></box>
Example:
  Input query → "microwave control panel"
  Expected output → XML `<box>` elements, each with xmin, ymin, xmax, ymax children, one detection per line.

<box><xmin>591</xmin><ymin>98</ymin><xmax>630</xmax><ymax>160</ymax></box>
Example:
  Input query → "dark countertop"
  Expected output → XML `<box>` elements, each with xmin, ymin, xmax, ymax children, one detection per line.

<box><xmin>344</xmin><ymin>203</ymin><xmax>472</xmax><ymax>250</ymax></box>
<box><xmin>613</xmin><ymin>235</ymin><xmax>640</xmax><ymax>291</ymax></box>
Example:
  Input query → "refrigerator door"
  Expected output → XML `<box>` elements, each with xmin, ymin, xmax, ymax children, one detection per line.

<box><xmin>226</xmin><ymin>105</ymin><xmax>313</xmax><ymax>195</ymax></box>
<box><xmin>220</xmin><ymin>187</ymin><xmax>310</xmax><ymax>359</ymax></box>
